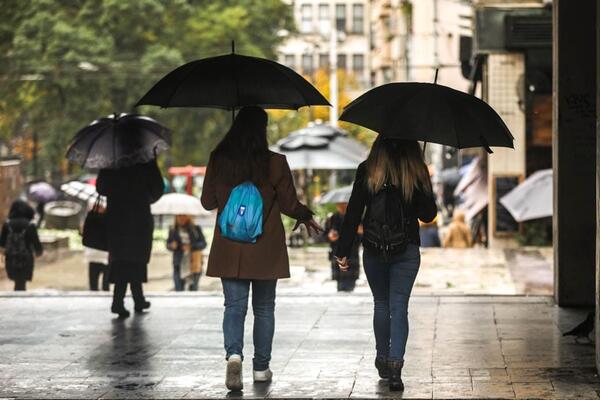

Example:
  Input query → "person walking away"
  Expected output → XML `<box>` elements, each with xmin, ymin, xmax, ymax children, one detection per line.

<box><xmin>0</xmin><ymin>200</ymin><xmax>43</xmax><ymax>291</ymax></box>
<box><xmin>336</xmin><ymin>138</ymin><xmax>436</xmax><ymax>391</ymax></box>
<box><xmin>201</xmin><ymin>106</ymin><xmax>322</xmax><ymax>392</ymax></box>
<box><xmin>85</xmin><ymin>246</ymin><xmax>110</xmax><ymax>291</ymax></box>
<box><xmin>324</xmin><ymin>201</ymin><xmax>361</xmax><ymax>292</ymax></box>
<box><xmin>419</xmin><ymin>215</ymin><xmax>441</xmax><ymax>247</ymax></box>
<box><xmin>442</xmin><ymin>210</ymin><xmax>473</xmax><ymax>248</ymax></box>
<box><xmin>167</xmin><ymin>214</ymin><xmax>207</xmax><ymax>291</ymax></box>
<box><xmin>97</xmin><ymin>159</ymin><xmax>164</xmax><ymax>318</ymax></box>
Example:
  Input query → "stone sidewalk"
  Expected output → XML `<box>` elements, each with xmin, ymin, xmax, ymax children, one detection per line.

<box><xmin>0</xmin><ymin>294</ymin><xmax>596</xmax><ymax>399</ymax></box>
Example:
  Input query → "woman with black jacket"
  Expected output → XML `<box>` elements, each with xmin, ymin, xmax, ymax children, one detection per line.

<box><xmin>336</xmin><ymin>138</ymin><xmax>437</xmax><ymax>391</ymax></box>
<box><xmin>97</xmin><ymin>159</ymin><xmax>164</xmax><ymax>318</ymax></box>
<box><xmin>0</xmin><ymin>200</ymin><xmax>43</xmax><ymax>291</ymax></box>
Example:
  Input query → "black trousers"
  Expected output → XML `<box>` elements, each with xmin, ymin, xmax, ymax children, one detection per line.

<box><xmin>112</xmin><ymin>280</ymin><xmax>145</xmax><ymax>307</ymax></box>
<box><xmin>89</xmin><ymin>262</ymin><xmax>110</xmax><ymax>291</ymax></box>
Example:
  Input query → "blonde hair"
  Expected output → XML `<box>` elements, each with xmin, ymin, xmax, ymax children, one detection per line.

<box><xmin>365</xmin><ymin>138</ymin><xmax>432</xmax><ymax>202</ymax></box>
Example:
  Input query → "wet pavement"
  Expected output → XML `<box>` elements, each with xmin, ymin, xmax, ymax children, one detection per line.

<box><xmin>0</xmin><ymin>247</ymin><xmax>553</xmax><ymax>296</ymax></box>
<box><xmin>0</xmin><ymin>294</ymin><xmax>596</xmax><ymax>399</ymax></box>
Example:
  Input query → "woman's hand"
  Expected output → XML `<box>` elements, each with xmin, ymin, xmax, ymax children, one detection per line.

<box><xmin>336</xmin><ymin>256</ymin><xmax>350</xmax><ymax>272</ymax></box>
<box><xmin>167</xmin><ymin>241</ymin><xmax>178</xmax><ymax>250</ymax></box>
<box><xmin>292</xmin><ymin>218</ymin><xmax>324</xmax><ymax>236</ymax></box>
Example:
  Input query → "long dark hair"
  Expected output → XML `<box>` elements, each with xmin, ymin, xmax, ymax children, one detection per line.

<box><xmin>8</xmin><ymin>199</ymin><xmax>35</xmax><ymax>221</ymax></box>
<box><xmin>212</xmin><ymin>106</ymin><xmax>270</xmax><ymax>184</ymax></box>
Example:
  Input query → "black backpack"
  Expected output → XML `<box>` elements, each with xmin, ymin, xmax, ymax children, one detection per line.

<box><xmin>362</xmin><ymin>183</ymin><xmax>409</xmax><ymax>259</ymax></box>
<box><xmin>5</xmin><ymin>222</ymin><xmax>31</xmax><ymax>270</ymax></box>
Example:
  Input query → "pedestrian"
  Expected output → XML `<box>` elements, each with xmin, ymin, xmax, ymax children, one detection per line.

<box><xmin>442</xmin><ymin>210</ymin><xmax>473</xmax><ymax>248</ymax></box>
<box><xmin>97</xmin><ymin>159</ymin><xmax>164</xmax><ymax>318</ymax></box>
<box><xmin>324</xmin><ymin>202</ymin><xmax>361</xmax><ymax>292</ymax></box>
<box><xmin>167</xmin><ymin>214</ymin><xmax>207</xmax><ymax>291</ymax></box>
<box><xmin>419</xmin><ymin>216</ymin><xmax>441</xmax><ymax>247</ymax></box>
<box><xmin>82</xmin><ymin>202</ymin><xmax>110</xmax><ymax>291</ymax></box>
<box><xmin>201</xmin><ymin>106</ymin><xmax>322</xmax><ymax>392</ymax></box>
<box><xmin>335</xmin><ymin>138</ymin><xmax>436</xmax><ymax>391</ymax></box>
<box><xmin>0</xmin><ymin>200</ymin><xmax>43</xmax><ymax>291</ymax></box>
<box><xmin>85</xmin><ymin>246</ymin><xmax>110</xmax><ymax>291</ymax></box>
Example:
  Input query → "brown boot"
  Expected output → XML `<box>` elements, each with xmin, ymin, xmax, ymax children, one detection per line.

<box><xmin>388</xmin><ymin>359</ymin><xmax>404</xmax><ymax>391</ymax></box>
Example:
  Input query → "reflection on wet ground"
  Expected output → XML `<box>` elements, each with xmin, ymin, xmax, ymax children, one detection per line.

<box><xmin>0</xmin><ymin>294</ymin><xmax>596</xmax><ymax>399</ymax></box>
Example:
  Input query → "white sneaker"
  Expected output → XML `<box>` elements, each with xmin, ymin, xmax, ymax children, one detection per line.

<box><xmin>226</xmin><ymin>354</ymin><xmax>243</xmax><ymax>391</ymax></box>
<box><xmin>253</xmin><ymin>368</ymin><xmax>273</xmax><ymax>382</ymax></box>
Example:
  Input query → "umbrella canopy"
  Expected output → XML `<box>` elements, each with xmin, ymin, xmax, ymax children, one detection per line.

<box><xmin>61</xmin><ymin>181</ymin><xmax>106</xmax><ymax>208</ymax></box>
<box><xmin>271</xmin><ymin>124</ymin><xmax>368</xmax><ymax>170</ymax></box>
<box><xmin>339</xmin><ymin>83</ymin><xmax>514</xmax><ymax>153</ymax></box>
<box><xmin>28</xmin><ymin>182</ymin><xmax>58</xmax><ymax>203</ymax></box>
<box><xmin>66</xmin><ymin>113</ymin><xmax>170</xmax><ymax>170</ymax></box>
<box><xmin>151</xmin><ymin>193</ymin><xmax>211</xmax><ymax>216</ymax></box>
<box><xmin>136</xmin><ymin>51</ymin><xmax>330</xmax><ymax>110</ymax></box>
<box><xmin>500</xmin><ymin>169</ymin><xmax>552</xmax><ymax>222</ymax></box>
<box><xmin>319</xmin><ymin>185</ymin><xmax>353</xmax><ymax>204</ymax></box>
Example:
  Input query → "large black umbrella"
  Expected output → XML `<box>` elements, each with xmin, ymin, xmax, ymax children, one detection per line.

<box><xmin>136</xmin><ymin>45</ymin><xmax>330</xmax><ymax>111</ymax></box>
<box><xmin>66</xmin><ymin>113</ymin><xmax>170</xmax><ymax>169</ymax></box>
<box><xmin>339</xmin><ymin>82</ymin><xmax>513</xmax><ymax>153</ymax></box>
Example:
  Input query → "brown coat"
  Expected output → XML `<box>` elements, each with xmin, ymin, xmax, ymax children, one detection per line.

<box><xmin>201</xmin><ymin>151</ymin><xmax>312</xmax><ymax>280</ymax></box>
<box><xmin>442</xmin><ymin>211</ymin><xmax>473</xmax><ymax>248</ymax></box>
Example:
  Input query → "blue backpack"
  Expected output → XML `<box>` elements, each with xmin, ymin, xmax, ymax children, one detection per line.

<box><xmin>218</xmin><ymin>182</ymin><xmax>264</xmax><ymax>243</ymax></box>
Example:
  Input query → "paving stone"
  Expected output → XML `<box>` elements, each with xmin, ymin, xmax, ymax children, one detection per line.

<box><xmin>0</xmin><ymin>294</ymin><xmax>596</xmax><ymax>399</ymax></box>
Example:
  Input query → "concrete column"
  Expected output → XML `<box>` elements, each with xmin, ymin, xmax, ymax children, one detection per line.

<box><xmin>596</xmin><ymin>0</ymin><xmax>600</xmax><ymax>374</ymax></box>
<box><xmin>553</xmin><ymin>0</ymin><xmax>597</xmax><ymax>307</ymax></box>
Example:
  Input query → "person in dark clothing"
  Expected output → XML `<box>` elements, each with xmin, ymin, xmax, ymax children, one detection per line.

<box><xmin>0</xmin><ymin>200</ymin><xmax>43</xmax><ymax>291</ymax></box>
<box><xmin>167</xmin><ymin>215</ymin><xmax>207</xmax><ymax>291</ymax></box>
<box><xmin>324</xmin><ymin>202</ymin><xmax>361</xmax><ymax>292</ymax></box>
<box><xmin>335</xmin><ymin>138</ymin><xmax>437</xmax><ymax>392</ymax></box>
<box><xmin>97</xmin><ymin>159</ymin><xmax>164</xmax><ymax>318</ymax></box>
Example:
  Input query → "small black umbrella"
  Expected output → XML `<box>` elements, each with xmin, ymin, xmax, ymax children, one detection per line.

<box><xmin>66</xmin><ymin>113</ymin><xmax>170</xmax><ymax>169</ymax></box>
<box><xmin>136</xmin><ymin>44</ymin><xmax>330</xmax><ymax>111</ymax></box>
<box><xmin>339</xmin><ymin>82</ymin><xmax>513</xmax><ymax>153</ymax></box>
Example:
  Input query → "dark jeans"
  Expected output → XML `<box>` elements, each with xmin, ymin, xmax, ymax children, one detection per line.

<box><xmin>112</xmin><ymin>280</ymin><xmax>145</xmax><ymax>307</ymax></box>
<box><xmin>173</xmin><ymin>264</ymin><xmax>184</xmax><ymax>291</ymax></box>
<box><xmin>89</xmin><ymin>262</ymin><xmax>110</xmax><ymax>291</ymax></box>
<box><xmin>189</xmin><ymin>272</ymin><xmax>201</xmax><ymax>291</ymax></box>
<box><xmin>14</xmin><ymin>279</ymin><xmax>26</xmax><ymax>291</ymax></box>
<box><xmin>363</xmin><ymin>244</ymin><xmax>420</xmax><ymax>362</ymax></box>
<box><xmin>221</xmin><ymin>278</ymin><xmax>277</xmax><ymax>371</ymax></box>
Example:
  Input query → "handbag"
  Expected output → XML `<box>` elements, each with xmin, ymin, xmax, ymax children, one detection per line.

<box><xmin>82</xmin><ymin>199</ymin><xmax>108</xmax><ymax>251</ymax></box>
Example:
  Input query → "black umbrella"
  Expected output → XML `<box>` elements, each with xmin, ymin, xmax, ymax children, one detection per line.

<box><xmin>135</xmin><ymin>44</ymin><xmax>330</xmax><ymax>111</ymax></box>
<box><xmin>339</xmin><ymin>82</ymin><xmax>514</xmax><ymax>153</ymax></box>
<box><xmin>66</xmin><ymin>113</ymin><xmax>170</xmax><ymax>169</ymax></box>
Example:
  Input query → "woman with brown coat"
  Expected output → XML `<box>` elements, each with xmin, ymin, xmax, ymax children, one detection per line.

<box><xmin>201</xmin><ymin>106</ymin><xmax>321</xmax><ymax>392</ymax></box>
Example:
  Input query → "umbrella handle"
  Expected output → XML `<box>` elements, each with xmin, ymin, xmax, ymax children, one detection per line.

<box><xmin>422</xmin><ymin>141</ymin><xmax>427</xmax><ymax>157</ymax></box>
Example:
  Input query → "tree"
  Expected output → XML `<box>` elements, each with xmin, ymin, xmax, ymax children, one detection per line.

<box><xmin>0</xmin><ymin>0</ymin><xmax>294</xmax><ymax>179</ymax></box>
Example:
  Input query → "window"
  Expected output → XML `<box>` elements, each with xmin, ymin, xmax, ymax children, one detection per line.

<box><xmin>302</xmin><ymin>54</ymin><xmax>314</xmax><ymax>74</ymax></box>
<box><xmin>318</xmin><ymin>3</ymin><xmax>330</xmax><ymax>35</ymax></box>
<box><xmin>352</xmin><ymin>54</ymin><xmax>364</xmax><ymax>72</ymax></box>
<box><xmin>337</xmin><ymin>53</ymin><xmax>347</xmax><ymax>70</ymax></box>
<box><xmin>319</xmin><ymin>53</ymin><xmax>329</xmax><ymax>69</ymax></box>
<box><xmin>300</xmin><ymin>4</ymin><xmax>313</xmax><ymax>33</ymax></box>
<box><xmin>352</xmin><ymin>4</ymin><xmax>364</xmax><ymax>34</ymax></box>
<box><xmin>284</xmin><ymin>54</ymin><xmax>296</xmax><ymax>70</ymax></box>
<box><xmin>335</xmin><ymin>4</ymin><xmax>346</xmax><ymax>32</ymax></box>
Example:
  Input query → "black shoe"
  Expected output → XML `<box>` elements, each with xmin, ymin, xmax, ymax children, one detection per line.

<box><xmin>134</xmin><ymin>300</ymin><xmax>151</xmax><ymax>313</ymax></box>
<box><xmin>111</xmin><ymin>304</ymin><xmax>130</xmax><ymax>318</ymax></box>
<box><xmin>388</xmin><ymin>360</ymin><xmax>404</xmax><ymax>391</ymax></box>
<box><xmin>375</xmin><ymin>357</ymin><xmax>388</xmax><ymax>379</ymax></box>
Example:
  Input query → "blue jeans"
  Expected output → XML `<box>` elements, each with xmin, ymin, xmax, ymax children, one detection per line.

<box><xmin>363</xmin><ymin>244</ymin><xmax>420</xmax><ymax>362</ymax></box>
<box><xmin>221</xmin><ymin>278</ymin><xmax>277</xmax><ymax>371</ymax></box>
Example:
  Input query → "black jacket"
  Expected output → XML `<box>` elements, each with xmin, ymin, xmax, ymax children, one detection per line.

<box><xmin>335</xmin><ymin>162</ymin><xmax>437</xmax><ymax>258</ymax></box>
<box><xmin>167</xmin><ymin>224</ymin><xmax>206</xmax><ymax>267</ymax></box>
<box><xmin>0</xmin><ymin>218</ymin><xmax>43</xmax><ymax>281</ymax></box>
<box><xmin>97</xmin><ymin>160</ymin><xmax>164</xmax><ymax>265</ymax></box>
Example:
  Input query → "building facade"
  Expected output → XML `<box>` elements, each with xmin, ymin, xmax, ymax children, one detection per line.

<box><xmin>370</xmin><ymin>0</ymin><xmax>472</xmax><ymax>91</ymax></box>
<box><xmin>278</xmin><ymin>0</ymin><xmax>371</xmax><ymax>94</ymax></box>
